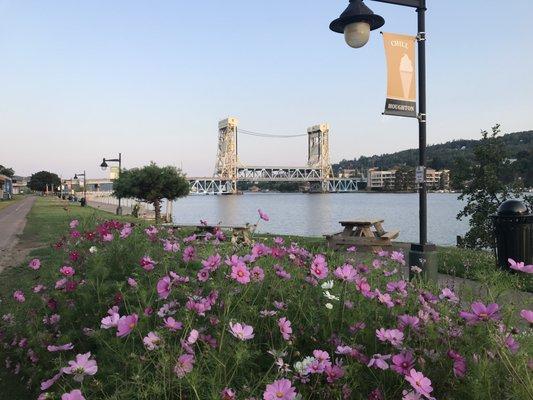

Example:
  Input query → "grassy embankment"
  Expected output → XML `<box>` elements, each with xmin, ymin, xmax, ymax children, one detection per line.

<box><xmin>0</xmin><ymin>195</ymin><xmax>25</xmax><ymax>211</ymax></box>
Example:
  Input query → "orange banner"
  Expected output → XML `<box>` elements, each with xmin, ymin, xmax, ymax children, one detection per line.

<box><xmin>382</xmin><ymin>32</ymin><xmax>417</xmax><ymax>118</ymax></box>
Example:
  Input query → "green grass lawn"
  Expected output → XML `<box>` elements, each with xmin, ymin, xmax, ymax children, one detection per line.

<box><xmin>0</xmin><ymin>195</ymin><xmax>25</xmax><ymax>211</ymax></box>
<box><xmin>0</xmin><ymin>197</ymin><xmax>137</xmax><ymax>398</ymax></box>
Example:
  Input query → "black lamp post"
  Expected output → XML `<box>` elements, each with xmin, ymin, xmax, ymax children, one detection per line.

<box><xmin>330</xmin><ymin>0</ymin><xmax>437</xmax><ymax>281</ymax></box>
<box><xmin>73</xmin><ymin>171</ymin><xmax>87</xmax><ymax>206</ymax></box>
<box><xmin>100</xmin><ymin>153</ymin><xmax>122</xmax><ymax>215</ymax></box>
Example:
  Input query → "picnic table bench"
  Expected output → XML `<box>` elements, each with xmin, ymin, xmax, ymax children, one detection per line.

<box><xmin>163</xmin><ymin>222</ymin><xmax>256</xmax><ymax>245</ymax></box>
<box><xmin>326</xmin><ymin>219</ymin><xmax>399</xmax><ymax>250</ymax></box>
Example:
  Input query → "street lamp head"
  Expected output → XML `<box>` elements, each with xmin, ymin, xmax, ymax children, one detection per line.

<box><xmin>330</xmin><ymin>0</ymin><xmax>385</xmax><ymax>48</ymax></box>
<box><xmin>73</xmin><ymin>174</ymin><xmax>78</xmax><ymax>180</ymax></box>
<box><xmin>100</xmin><ymin>159</ymin><xmax>108</xmax><ymax>171</ymax></box>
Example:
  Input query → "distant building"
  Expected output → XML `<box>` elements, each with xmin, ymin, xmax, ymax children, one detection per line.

<box><xmin>0</xmin><ymin>175</ymin><xmax>13</xmax><ymax>199</ymax></box>
<box><xmin>367</xmin><ymin>168</ymin><xmax>397</xmax><ymax>190</ymax></box>
<box><xmin>367</xmin><ymin>168</ymin><xmax>450</xmax><ymax>191</ymax></box>
<box><xmin>11</xmin><ymin>175</ymin><xmax>29</xmax><ymax>195</ymax></box>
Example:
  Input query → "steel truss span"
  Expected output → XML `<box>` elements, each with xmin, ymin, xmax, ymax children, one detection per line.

<box><xmin>188</xmin><ymin>177</ymin><xmax>363</xmax><ymax>195</ymax></box>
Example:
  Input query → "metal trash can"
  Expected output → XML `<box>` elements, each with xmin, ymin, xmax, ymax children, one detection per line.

<box><xmin>491</xmin><ymin>199</ymin><xmax>533</xmax><ymax>270</ymax></box>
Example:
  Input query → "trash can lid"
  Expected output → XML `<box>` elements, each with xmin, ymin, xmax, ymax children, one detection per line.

<box><xmin>497</xmin><ymin>199</ymin><xmax>529</xmax><ymax>216</ymax></box>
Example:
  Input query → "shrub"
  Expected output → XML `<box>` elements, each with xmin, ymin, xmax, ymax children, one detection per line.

<box><xmin>0</xmin><ymin>212</ymin><xmax>531</xmax><ymax>399</ymax></box>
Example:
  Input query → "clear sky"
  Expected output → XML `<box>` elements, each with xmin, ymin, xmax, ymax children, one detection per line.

<box><xmin>1</xmin><ymin>0</ymin><xmax>532</xmax><ymax>179</ymax></box>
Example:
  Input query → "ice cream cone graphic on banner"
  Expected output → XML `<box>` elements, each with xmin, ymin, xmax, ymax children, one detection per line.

<box><xmin>382</xmin><ymin>32</ymin><xmax>417</xmax><ymax>118</ymax></box>
<box><xmin>399</xmin><ymin>54</ymin><xmax>414</xmax><ymax>99</ymax></box>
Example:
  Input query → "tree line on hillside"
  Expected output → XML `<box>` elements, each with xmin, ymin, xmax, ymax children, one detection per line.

<box><xmin>333</xmin><ymin>130</ymin><xmax>532</xmax><ymax>189</ymax></box>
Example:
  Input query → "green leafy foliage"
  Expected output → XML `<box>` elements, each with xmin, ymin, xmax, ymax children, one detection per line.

<box><xmin>0</xmin><ymin>165</ymin><xmax>15</xmax><ymax>177</ymax></box>
<box><xmin>28</xmin><ymin>171</ymin><xmax>61</xmax><ymax>193</ymax></box>
<box><xmin>113</xmin><ymin>163</ymin><xmax>189</xmax><ymax>222</ymax></box>
<box><xmin>334</xmin><ymin>130</ymin><xmax>532</xmax><ymax>188</ymax></box>
<box><xmin>455</xmin><ymin>125</ymin><xmax>525</xmax><ymax>249</ymax></box>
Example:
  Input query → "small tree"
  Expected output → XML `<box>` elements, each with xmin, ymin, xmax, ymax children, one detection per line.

<box><xmin>113</xmin><ymin>163</ymin><xmax>189</xmax><ymax>223</ymax></box>
<box><xmin>28</xmin><ymin>171</ymin><xmax>61</xmax><ymax>193</ymax></box>
<box><xmin>456</xmin><ymin>125</ymin><xmax>524</xmax><ymax>249</ymax></box>
<box><xmin>0</xmin><ymin>165</ymin><xmax>14</xmax><ymax>177</ymax></box>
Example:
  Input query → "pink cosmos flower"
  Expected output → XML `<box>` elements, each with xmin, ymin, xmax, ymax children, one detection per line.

<box><xmin>520</xmin><ymin>309</ymin><xmax>533</xmax><ymax>324</ymax></box>
<box><xmin>202</xmin><ymin>253</ymin><xmax>221</xmax><ymax>271</ymax></box>
<box><xmin>310</xmin><ymin>254</ymin><xmax>328</xmax><ymax>280</ymax></box>
<box><xmin>398</xmin><ymin>314</ymin><xmax>420</xmax><ymax>331</ymax></box>
<box><xmin>143</xmin><ymin>331</ymin><xmax>161</xmax><ymax>350</ymax></box>
<box><xmin>278</xmin><ymin>317</ymin><xmax>292</xmax><ymax>341</ymax></box>
<box><xmin>41</xmin><ymin>371</ymin><xmax>63</xmax><ymax>390</ymax></box>
<box><xmin>402</xmin><ymin>390</ymin><xmax>422</xmax><ymax>400</ymax></box>
<box><xmin>508</xmin><ymin>258</ymin><xmax>533</xmax><ymax>274</ymax></box>
<box><xmin>251</xmin><ymin>266</ymin><xmax>265</xmax><ymax>281</ymax></box>
<box><xmin>197</xmin><ymin>268</ymin><xmax>210</xmax><ymax>282</ymax></box>
<box><xmin>460</xmin><ymin>301</ymin><xmax>501</xmax><ymax>325</ymax></box>
<box><xmin>390</xmin><ymin>251</ymin><xmax>405</xmax><ymax>265</ymax></box>
<box><xmin>63</xmin><ymin>352</ymin><xmax>98</xmax><ymax>382</ymax></box>
<box><xmin>258</xmin><ymin>209</ymin><xmax>270</xmax><ymax>221</ymax></box>
<box><xmin>187</xmin><ymin>329</ymin><xmax>199</xmax><ymax>344</ymax></box>
<box><xmin>263</xmin><ymin>378</ymin><xmax>296</xmax><ymax>400</ymax></box>
<box><xmin>140</xmin><ymin>256</ymin><xmax>156</xmax><ymax>271</ymax></box>
<box><xmin>127</xmin><ymin>277</ymin><xmax>138</xmax><ymax>288</ymax></box>
<box><xmin>405</xmin><ymin>369</ymin><xmax>433</xmax><ymax>399</ymax></box>
<box><xmin>448</xmin><ymin>350</ymin><xmax>467</xmax><ymax>377</ymax></box>
<box><xmin>13</xmin><ymin>290</ymin><xmax>25</xmax><ymax>303</ymax></box>
<box><xmin>174</xmin><ymin>354</ymin><xmax>195</xmax><ymax>378</ymax></box>
<box><xmin>334</xmin><ymin>264</ymin><xmax>357</xmax><ymax>282</ymax></box>
<box><xmin>117</xmin><ymin>314</ymin><xmax>138</xmax><ymax>337</ymax></box>
<box><xmin>164</xmin><ymin>317</ymin><xmax>183</xmax><ymax>331</ymax></box>
<box><xmin>101</xmin><ymin>307</ymin><xmax>120</xmax><ymax>329</ymax></box>
<box><xmin>347</xmin><ymin>246</ymin><xmax>357</xmax><ymax>252</ymax></box>
<box><xmin>29</xmin><ymin>258</ymin><xmax>41</xmax><ymax>270</ymax></box>
<box><xmin>391</xmin><ymin>351</ymin><xmax>415</xmax><ymax>375</ymax></box>
<box><xmin>505</xmin><ymin>335</ymin><xmax>520</xmax><ymax>354</ymax></box>
<box><xmin>120</xmin><ymin>225</ymin><xmax>132</xmax><ymax>239</ymax></box>
<box><xmin>367</xmin><ymin>354</ymin><xmax>391</xmax><ymax>370</ymax></box>
<box><xmin>61</xmin><ymin>389</ymin><xmax>85</xmax><ymax>400</ymax></box>
<box><xmin>157</xmin><ymin>276</ymin><xmax>172</xmax><ymax>299</ymax></box>
<box><xmin>229</xmin><ymin>322</ymin><xmax>255</xmax><ymax>340</ymax></box>
<box><xmin>376</xmin><ymin>290</ymin><xmax>394</xmax><ymax>308</ymax></box>
<box><xmin>60</xmin><ymin>266</ymin><xmax>75</xmax><ymax>277</ymax></box>
<box><xmin>102</xmin><ymin>233</ymin><xmax>113</xmax><ymax>242</ymax></box>
<box><xmin>376</xmin><ymin>328</ymin><xmax>404</xmax><ymax>347</ymax></box>
<box><xmin>69</xmin><ymin>219</ymin><xmax>79</xmax><ymax>229</ymax></box>
<box><xmin>183</xmin><ymin>246</ymin><xmax>196</xmax><ymax>262</ymax></box>
<box><xmin>231</xmin><ymin>263</ymin><xmax>251</xmax><ymax>284</ymax></box>
<box><xmin>439</xmin><ymin>287</ymin><xmax>459</xmax><ymax>303</ymax></box>
<box><xmin>221</xmin><ymin>387</ymin><xmax>236</xmax><ymax>400</ymax></box>
<box><xmin>47</xmin><ymin>343</ymin><xmax>74</xmax><ymax>352</ymax></box>
<box><xmin>163</xmin><ymin>239</ymin><xmax>180</xmax><ymax>253</ymax></box>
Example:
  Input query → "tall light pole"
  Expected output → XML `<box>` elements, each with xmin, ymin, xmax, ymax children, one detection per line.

<box><xmin>73</xmin><ymin>171</ymin><xmax>87</xmax><ymax>206</ymax></box>
<box><xmin>330</xmin><ymin>0</ymin><xmax>437</xmax><ymax>280</ymax></box>
<box><xmin>100</xmin><ymin>153</ymin><xmax>122</xmax><ymax>215</ymax></box>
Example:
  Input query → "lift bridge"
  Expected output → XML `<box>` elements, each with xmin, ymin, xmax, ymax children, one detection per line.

<box><xmin>188</xmin><ymin>117</ymin><xmax>366</xmax><ymax>195</ymax></box>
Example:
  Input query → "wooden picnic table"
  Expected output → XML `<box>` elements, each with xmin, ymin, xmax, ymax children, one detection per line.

<box><xmin>326</xmin><ymin>219</ymin><xmax>399</xmax><ymax>250</ymax></box>
<box><xmin>164</xmin><ymin>222</ymin><xmax>256</xmax><ymax>245</ymax></box>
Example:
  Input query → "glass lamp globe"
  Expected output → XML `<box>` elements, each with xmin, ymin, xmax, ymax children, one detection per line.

<box><xmin>344</xmin><ymin>21</ymin><xmax>370</xmax><ymax>48</ymax></box>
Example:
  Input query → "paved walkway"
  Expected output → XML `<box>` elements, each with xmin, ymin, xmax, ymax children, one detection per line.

<box><xmin>0</xmin><ymin>196</ymin><xmax>36</xmax><ymax>271</ymax></box>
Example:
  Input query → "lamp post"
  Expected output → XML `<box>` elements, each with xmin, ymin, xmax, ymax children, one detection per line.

<box><xmin>73</xmin><ymin>171</ymin><xmax>87</xmax><ymax>206</ymax></box>
<box><xmin>330</xmin><ymin>0</ymin><xmax>437</xmax><ymax>281</ymax></box>
<box><xmin>100</xmin><ymin>153</ymin><xmax>122</xmax><ymax>215</ymax></box>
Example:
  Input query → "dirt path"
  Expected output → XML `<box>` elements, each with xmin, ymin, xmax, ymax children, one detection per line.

<box><xmin>0</xmin><ymin>196</ymin><xmax>36</xmax><ymax>272</ymax></box>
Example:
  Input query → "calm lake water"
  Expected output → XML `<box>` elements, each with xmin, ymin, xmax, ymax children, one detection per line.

<box><xmin>171</xmin><ymin>193</ymin><xmax>469</xmax><ymax>246</ymax></box>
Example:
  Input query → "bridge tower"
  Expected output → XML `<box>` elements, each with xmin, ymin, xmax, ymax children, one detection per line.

<box><xmin>307</xmin><ymin>123</ymin><xmax>334</xmax><ymax>191</ymax></box>
<box><xmin>214</xmin><ymin>117</ymin><xmax>239</xmax><ymax>193</ymax></box>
